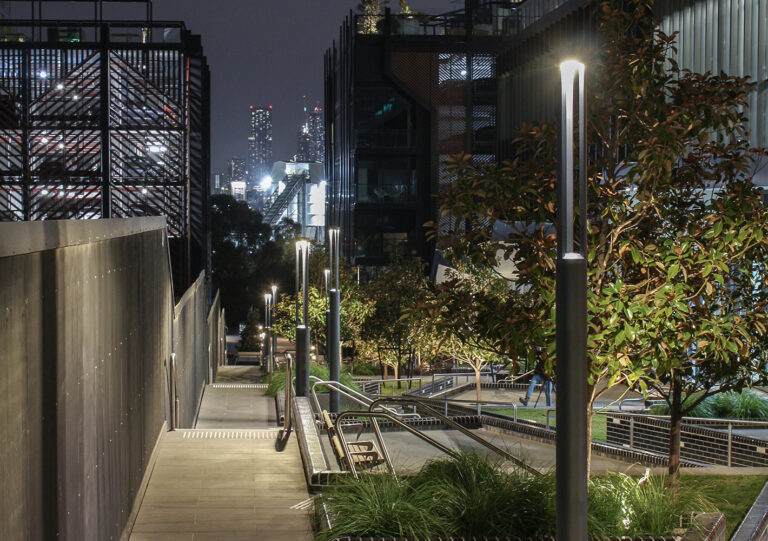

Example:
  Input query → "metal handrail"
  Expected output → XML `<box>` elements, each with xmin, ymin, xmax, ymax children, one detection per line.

<box><xmin>309</xmin><ymin>377</ymin><xmax>419</xmax><ymax>419</ymax></box>
<box><xmin>369</xmin><ymin>396</ymin><xmax>540</xmax><ymax>475</ymax></box>
<box><xmin>275</xmin><ymin>354</ymin><xmax>293</xmax><ymax>451</ymax></box>
<box><xmin>500</xmin><ymin>369</ymin><xmax>534</xmax><ymax>383</ymax></box>
<box><xmin>335</xmin><ymin>410</ymin><xmax>454</xmax><ymax>479</ymax></box>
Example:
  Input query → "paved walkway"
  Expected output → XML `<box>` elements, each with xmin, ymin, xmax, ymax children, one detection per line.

<box><xmin>129</xmin><ymin>369</ymin><xmax>312</xmax><ymax>541</ymax></box>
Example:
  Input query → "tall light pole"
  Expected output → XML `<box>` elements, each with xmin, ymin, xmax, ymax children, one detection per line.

<box><xmin>270</xmin><ymin>284</ymin><xmax>278</xmax><ymax>375</ymax></box>
<box><xmin>264</xmin><ymin>292</ymin><xmax>272</xmax><ymax>374</ymax></box>
<box><xmin>295</xmin><ymin>239</ymin><xmax>311</xmax><ymax>396</ymax></box>
<box><xmin>328</xmin><ymin>228</ymin><xmax>341</xmax><ymax>412</ymax></box>
<box><xmin>556</xmin><ymin>59</ymin><xmax>587</xmax><ymax>541</ymax></box>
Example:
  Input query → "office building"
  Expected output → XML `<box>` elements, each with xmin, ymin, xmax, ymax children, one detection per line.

<box><xmin>0</xmin><ymin>13</ymin><xmax>210</xmax><ymax>294</ymax></box>
<box><xmin>325</xmin><ymin>1</ymin><xmax>517</xmax><ymax>266</ymax></box>
<box><xmin>497</xmin><ymin>0</ymin><xmax>768</xmax><ymax>156</ymax></box>
<box><xmin>248</xmin><ymin>105</ymin><xmax>273</xmax><ymax>183</ymax></box>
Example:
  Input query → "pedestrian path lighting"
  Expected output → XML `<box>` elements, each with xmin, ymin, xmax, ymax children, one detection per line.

<box><xmin>556</xmin><ymin>59</ymin><xmax>588</xmax><ymax>541</ymax></box>
<box><xmin>328</xmin><ymin>228</ymin><xmax>341</xmax><ymax>412</ymax></box>
<box><xmin>295</xmin><ymin>239</ymin><xmax>311</xmax><ymax>396</ymax></box>
<box><xmin>264</xmin><ymin>292</ymin><xmax>273</xmax><ymax>374</ymax></box>
<box><xmin>270</xmin><ymin>285</ymin><xmax>278</xmax><ymax>374</ymax></box>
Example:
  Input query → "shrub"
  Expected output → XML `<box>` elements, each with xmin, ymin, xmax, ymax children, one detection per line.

<box><xmin>317</xmin><ymin>453</ymin><xmax>716</xmax><ymax>539</ymax></box>
<box><xmin>265</xmin><ymin>362</ymin><xmax>360</xmax><ymax>397</ymax></box>
<box><xmin>316</xmin><ymin>473</ymin><xmax>451</xmax><ymax>541</ymax></box>
<box><xmin>649</xmin><ymin>389</ymin><xmax>768</xmax><ymax>420</ymax></box>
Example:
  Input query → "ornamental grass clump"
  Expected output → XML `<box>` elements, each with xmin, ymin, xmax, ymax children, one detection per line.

<box><xmin>265</xmin><ymin>362</ymin><xmax>359</xmax><ymax>397</ymax></box>
<box><xmin>316</xmin><ymin>453</ymin><xmax>718</xmax><ymax>540</ymax></box>
<box><xmin>589</xmin><ymin>473</ymin><xmax>716</xmax><ymax>537</ymax></box>
<box><xmin>649</xmin><ymin>389</ymin><xmax>768</xmax><ymax>420</ymax></box>
<box><xmin>316</xmin><ymin>472</ymin><xmax>451</xmax><ymax>541</ymax></box>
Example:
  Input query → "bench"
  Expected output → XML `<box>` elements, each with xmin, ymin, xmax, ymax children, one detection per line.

<box><xmin>322</xmin><ymin>410</ymin><xmax>385</xmax><ymax>471</ymax></box>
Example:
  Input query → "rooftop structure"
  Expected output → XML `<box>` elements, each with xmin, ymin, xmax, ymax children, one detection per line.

<box><xmin>0</xmin><ymin>2</ymin><xmax>210</xmax><ymax>293</ymax></box>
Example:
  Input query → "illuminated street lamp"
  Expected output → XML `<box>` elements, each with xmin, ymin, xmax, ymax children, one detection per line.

<box><xmin>270</xmin><ymin>285</ymin><xmax>278</xmax><ymax>374</ymax></box>
<box><xmin>555</xmin><ymin>59</ymin><xmax>587</xmax><ymax>541</ymax></box>
<box><xmin>295</xmin><ymin>240</ymin><xmax>311</xmax><ymax>396</ymax></box>
<box><xmin>264</xmin><ymin>292</ymin><xmax>272</xmax><ymax>371</ymax></box>
<box><xmin>327</xmin><ymin>228</ymin><xmax>341</xmax><ymax>412</ymax></box>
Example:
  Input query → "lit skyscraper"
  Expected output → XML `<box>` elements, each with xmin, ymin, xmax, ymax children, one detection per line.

<box><xmin>295</xmin><ymin>96</ymin><xmax>324</xmax><ymax>162</ymax></box>
<box><xmin>248</xmin><ymin>105</ymin><xmax>273</xmax><ymax>183</ymax></box>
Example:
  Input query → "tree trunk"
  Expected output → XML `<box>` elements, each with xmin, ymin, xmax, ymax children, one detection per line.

<box><xmin>394</xmin><ymin>363</ymin><xmax>400</xmax><ymax>389</ymax></box>
<box><xmin>668</xmin><ymin>375</ymin><xmax>683</xmax><ymax>491</ymax></box>
<box><xmin>586</xmin><ymin>407</ymin><xmax>593</xmax><ymax>479</ymax></box>
<box><xmin>475</xmin><ymin>367</ymin><xmax>483</xmax><ymax>407</ymax></box>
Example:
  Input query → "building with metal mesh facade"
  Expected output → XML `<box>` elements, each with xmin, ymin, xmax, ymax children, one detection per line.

<box><xmin>497</xmin><ymin>0</ymin><xmax>768</xmax><ymax>158</ymax></box>
<box><xmin>0</xmin><ymin>18</ymin><xmax>210</xmax><ymax>294</ymax></box>
<box><xmin>325</xmin><ymin>2</ymin><xmax>516</xmax><ymax>266</ymax></box>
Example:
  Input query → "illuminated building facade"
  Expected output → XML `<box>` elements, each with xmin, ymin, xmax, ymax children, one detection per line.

<box><xmin>0</xmin><ymin>15</ymin><xmax>210</xmax><ymax>294</ymax></box>
<box><xmin>248</xmin><ymin>104</ymin><xmax>273</xmax><ymax>183</ymax></box>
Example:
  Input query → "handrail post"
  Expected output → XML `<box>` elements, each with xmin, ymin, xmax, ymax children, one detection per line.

<box><xmin>284</xmin><ymin>354</ymin><xmax>292</xmax><ymax>432</ymax></box>
<box><xmin>275</xmin><ymin>354</ymin><xmax>294</xmax><ymax>451</ymax></box>
<box><xmin>629</xmin><ymin>416</ymin><xmax>634</xmax><ymax>449</ymax></box>
<box><xmin>727</xmin><ymin>422</ymin><xmax>732</xmax><ymax>467</ymax></box>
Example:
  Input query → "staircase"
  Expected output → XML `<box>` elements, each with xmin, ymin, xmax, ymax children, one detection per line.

<box><xmin>263</xmin><ymin>173</ymin><xmax>306</xmax><ymax>226</ymax></box>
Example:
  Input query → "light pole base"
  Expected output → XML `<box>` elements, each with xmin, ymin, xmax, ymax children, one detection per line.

<box><xmin>296</xmin><ymin>325</ymin><xmax>311</xmax><ymax>396</ymax></box>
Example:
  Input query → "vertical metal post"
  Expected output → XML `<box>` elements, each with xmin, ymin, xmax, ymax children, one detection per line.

<box><xmin>328</xmin><ymin>228</ymin><xmax>341</xmax><ymax>412</ymax></box>
<box><xmin>100</xmin><ymin>23</ymin><xmax>111</xmax><ymax>217</ymax></box>
<box><xmin>296</xmin><ymin>240</ymin><xmax>311</xmax><ymax>396</ymax></box>
<box><xmin>629</xmin><ymin>416</ymin><xmax>635</xmax><ymax>449</ymax></box>
<box><xmin>264</xmin><ymin>292</ymin><xmax>272</xmax><ymax>373</ymax></box>
<box><xmin>270</xmin><ymin>285</ymin><xmax>277</xmax><ymax>374</ymax></box>
<box><xmin>556</xmin><ymin>60</ymin><xmax>587</xmax><ymax>541</ymax></box>
<box><xmin>727</xmin><ymin>422</ymin><xmax>733</xmax><ymax>467</ymax></box>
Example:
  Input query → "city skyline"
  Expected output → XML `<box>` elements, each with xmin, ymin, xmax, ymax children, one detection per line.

<box><xmin>2</xmin><ymin>0</ymin><xmax>456</xmax><ymax>179</ymax></box>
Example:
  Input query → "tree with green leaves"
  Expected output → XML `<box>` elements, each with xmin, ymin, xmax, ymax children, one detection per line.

<box><xmin>210</xmin><ymin>194</ymin><xmax>300</xmax><ymax>327</ymax></box>
<box><xmin>271</xmin><ymin>249</ymin><xmax>374</xmax><ymax>358</ymax></box>
<box><xmin>357</xmin><ymin>0</ymin><xmax>387</xmax><ymax>34</ymax></box>
<box><xmin>432</xmin><ymin>0</ymin><xmax>768</xmax><ymax>483</ymax></box>
<box><xmin>410</xmin><ymin>264</ymin><xmax>530</xmax><ymax>402</ymax></box>
<box><xmin>359</xmin><ymin>257</ymin><xmax>429</xmax><ymax>382</ymax></box>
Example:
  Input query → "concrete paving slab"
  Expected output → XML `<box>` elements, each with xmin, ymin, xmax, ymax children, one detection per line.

<box><xmin>129</xmin><ymin>430</ymin><xmax>312</xmax><ymax>541</ymax></box>
<box><xmin>195</xmin><ymin>386</ymin><xmax>276</xmax><ymax>429</ymax></box>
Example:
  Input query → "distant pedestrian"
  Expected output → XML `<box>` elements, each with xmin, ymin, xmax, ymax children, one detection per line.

<box><xmin>519</xmin><ymin>360</ymin><xmax>552</xmax><ymax>407</ymax></box>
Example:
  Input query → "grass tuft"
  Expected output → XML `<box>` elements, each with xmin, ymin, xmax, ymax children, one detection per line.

<box><xmin>316</xmin><ymin>453</ymin><xmax>723</xmax><ymax>539</ymax></box>
<box><xmin>265</xmin><ymin>362</ymin><xmax>359</xmax><ymax>397</ymax></box>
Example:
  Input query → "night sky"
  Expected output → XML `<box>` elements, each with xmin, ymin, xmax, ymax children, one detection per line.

<box><xmin>10</xmin><ymin>0</ymin><xmax>459</xmax><ymax>178</ymax></box>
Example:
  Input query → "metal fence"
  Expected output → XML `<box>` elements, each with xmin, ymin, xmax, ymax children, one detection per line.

<box><xmin>606</xmin><ymin>412</ymin><xmax>768</xmax><ymax>467</ymax></box>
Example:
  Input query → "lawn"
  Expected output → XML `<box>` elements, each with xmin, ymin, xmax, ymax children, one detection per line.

<box><xmin>377</xmin><ymin>379</ymin><xmax>423</xmax><ymax>396</ymax></box>
<box><xmin>485</xmin><ymin>407</ymin><xmax>608</xmax><ymax>442</ymax></box>
<box><xmin>680</xmin><ymin>474</ymin><xmax>766</xmax><ymax>538</ymax></box>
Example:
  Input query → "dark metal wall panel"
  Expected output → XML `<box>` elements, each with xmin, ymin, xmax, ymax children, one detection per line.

<box><xmin>0</xmin><ymin>222</ymin><xmax>172</xmax><ymax>540</ymax></box>
<box><xmin>172</xmin><ymin>270</ymin><xmax>208</xmax><ymax>428</ymax></box>
<box><xmin>656</xmin><ymin>0</ymin><xmax>768</xmax><ymax>147</ymax></box>
<box><xmin>497</xmin><ymin>0</ymin><xmax>768</xmax><ymax>155</ymax></box>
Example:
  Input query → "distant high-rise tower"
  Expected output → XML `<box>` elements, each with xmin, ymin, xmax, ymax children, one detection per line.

<box><xmin>295</xmin><ymin>96</ymin><xmax>324</xmax><ymax>162</ymax></box>
<box><xmin>248</xmin><ymin>105</ymin><xmax>273</xmax><ymax>182</ymax></box>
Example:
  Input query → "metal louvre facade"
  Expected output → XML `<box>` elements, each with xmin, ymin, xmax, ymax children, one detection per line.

<box><xmin>0</xmin><ymin>21</ymin><xmax>210</xmax><ymax>293</ymax></box>
<box><xmin>656</xmin><ymin>0</ymin><xmax>768</xmax><ymax>147</ymax></box>
<box><xmin>497</xmin><ymin>0</ymin><xmax>768</xmax><ymax>155</ymax></box>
